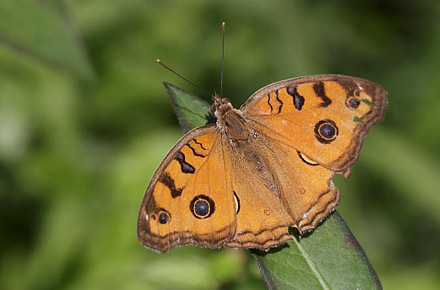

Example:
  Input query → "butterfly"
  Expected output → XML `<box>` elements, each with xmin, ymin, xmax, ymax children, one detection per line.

<box><xmin>137</xmin><ymin>74</ymin><xmax>387</xmax><ymax>253</ymax></box>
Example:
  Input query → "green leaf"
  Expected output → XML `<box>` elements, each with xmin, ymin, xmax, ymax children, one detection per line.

<box><xmin>163</xmin><ymin>82</ymin><xmax>213</xmax><ymax>132</ymax></box>
<box><xmin>252</xmin><ymin>212</ymin><xmax>381</xmax><ymax>289</ymax></box>
<box><xmin>164</xmin><ymin>83</ymin><xmax>382</xmax><ymax>290</ymax></box>
<box><xmin>0</xmin><ymin>0</ymin><xmax>93</xmax><ymax>79</ymax></box>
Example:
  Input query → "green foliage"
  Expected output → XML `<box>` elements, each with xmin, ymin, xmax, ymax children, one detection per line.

<box><xmin>0</xmin><ymin>0</ymin><xmax>93</xmax><ymax>79</ymax></box>
<box><xmin>164</xmin><ymin>82</ymin><xmax>212</xmax><ymax>132</ymax></box>
<box><xmin>1</xmin><ymin>0</ymin><xmax>440</xmax><ymax>289</ymax></box>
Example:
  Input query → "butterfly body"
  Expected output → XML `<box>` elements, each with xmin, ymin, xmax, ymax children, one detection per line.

<box><xmin>138</xmin><ymin>75</ymin><xmax>387</xmax><ymax>253</ymax></box>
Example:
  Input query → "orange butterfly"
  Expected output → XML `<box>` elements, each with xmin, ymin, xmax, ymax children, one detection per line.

<box><xmin>137</xmin><ymin>74</ymin><xmax>387</xmax><ymax>253</ymax></box>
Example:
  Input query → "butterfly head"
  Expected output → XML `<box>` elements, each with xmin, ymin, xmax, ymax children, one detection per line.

<box><xmin>211</xmin><ymin>94</ymin><xmax>232</xmax><ymax>114</ymax></box>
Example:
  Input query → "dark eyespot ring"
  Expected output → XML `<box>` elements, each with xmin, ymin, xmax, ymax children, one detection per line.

<box><xmin>347</xmin><ymin>97</ymin><xmax>361</xmax><ymax>109</ymax></box>
<box><xmin>190</xmin><ymin>195</ymin><xmax>215</xmax><ymax>219</ymax></box>
<box><xmin>314</xmin><ymin>119</ymin><xmax>338</xmax><ymax>144</ymax></box>
<box><xmin>158</xmin><ymin>211</ymin><xmax>170</xmax><ymax>224</ymax></box>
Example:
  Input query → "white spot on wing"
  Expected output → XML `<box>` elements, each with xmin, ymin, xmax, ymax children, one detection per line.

<box><xmin>298</xmin><ymin>152</ymin><xmax>319</xmax><ymax>165</ymax></box>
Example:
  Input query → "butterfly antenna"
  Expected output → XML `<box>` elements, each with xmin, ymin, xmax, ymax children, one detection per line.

<box><xmin>220</xmin><ymin>22</ymin><xmax>225</xmax><ymax>98</ymax></box>
<box><xmin>156</xmin><ymin>59</ymin><xmax>210</xmax><ymax>97</ymax></box>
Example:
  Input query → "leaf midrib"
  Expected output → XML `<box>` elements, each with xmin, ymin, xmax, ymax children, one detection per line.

<box><xmin>293</xmin><ymin>237</ymin><xmax>330</xmax><ymax>290</ymax></box>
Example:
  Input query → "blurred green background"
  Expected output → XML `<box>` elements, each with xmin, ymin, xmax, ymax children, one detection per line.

<box><xmin>1</xmin><ymin>0</ymin><xmax>440</xmax><ymax>289</ymax></box>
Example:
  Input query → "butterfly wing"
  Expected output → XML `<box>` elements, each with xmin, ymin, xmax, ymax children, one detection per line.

<box><xmin>238</xmin><ymin>75</ymin><xmax>386</xmax><ymax>233</ymax></box>
<box><xmin>241</xmin><ymin>74</ymin><xmax>387</xmax><ymax>175</ymax></box>
<box><xmin>137</xmin><ymin>125</ymin><xmax>237</xmax><ymax>253</ymax></box>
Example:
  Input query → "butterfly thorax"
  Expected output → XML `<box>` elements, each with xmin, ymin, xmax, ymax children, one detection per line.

<box><xmin>212</xmin><ymin>95</ymin><xmax>249</xmax><ymax>141</ymax></box>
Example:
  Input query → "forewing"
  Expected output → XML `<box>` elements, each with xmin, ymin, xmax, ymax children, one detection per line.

<box><xmin>137</xmin><ymin>125</ymin><xmax>236</xmax><ymax>253</ymax></box>
<box><xmin>241</xmin><ymin>74</ymin><xmax>387</xmax><ymax>175</ymax></box>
